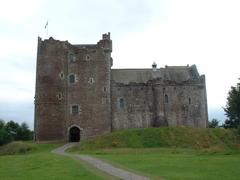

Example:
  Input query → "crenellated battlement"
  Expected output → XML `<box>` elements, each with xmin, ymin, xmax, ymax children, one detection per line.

<box><xmin>102</xmin><ymin>32</ymin><xmax>111</xmax><ymax>40</ymax></box>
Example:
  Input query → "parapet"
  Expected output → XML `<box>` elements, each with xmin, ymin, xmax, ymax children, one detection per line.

<box><xmin>102</xmin><ymin>32</ymin><xmax>111</xmax><ymax>40</ymax></box>
<box><xmin>37</xmin><ymin>33</ymin><xmax>112</xmax><ymax>53</ymax></box>
<box><xmin>97</xmin><ymin>32</ymin><xmax>112</xmax><ymax>52</ymax></box>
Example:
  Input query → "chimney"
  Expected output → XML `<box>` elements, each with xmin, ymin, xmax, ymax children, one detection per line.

<box><xmin>152</xmin><ymin>62</ymin><xmax>157</xmax><ymax>71</ymax></box>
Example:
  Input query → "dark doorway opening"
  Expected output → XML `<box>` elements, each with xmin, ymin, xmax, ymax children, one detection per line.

<box><xmin>69</xmin><ymin>127</ymin><xmax>80</xmax><ymax>142</ymax></box>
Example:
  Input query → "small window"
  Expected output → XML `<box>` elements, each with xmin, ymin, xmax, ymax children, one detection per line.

<box><xmin>189</xmin><ymin>97</ymin><xmax>191</xmax><ymax>105</ymax></box>
<box><xmin>103</xmin><ymin>87</ymin><xmax>107</xmax><ymax>92</ymax></box>
<box><xmin>86</xmin><ymin>54</ymin><xmax>90</xmax><ymax>60</ymax></box>
<box><xmin>69</xmin><ymin>74</ymin><xmax>76</xmax><ymax>84</ymax></box>
<box><xmin>69</xmin><ymin>53</ymin><xmax>76</xmax><ymax>62</ymax></box>
<box><xmin>59</xmin><ymin>72</ymin><xmax>64</xmax><ymax>79</ymax></box>
<box><xmin>88</xmin><ymin>77</ymin><xmax>94</xmax><ymax>84</ymax></box>
<box><xmin>71</xmin><ymin>105</ymin><xmax>80</xmax><ymax>114</ymax></box>
<box><xmin>164</xmin><ymin>94</ymin><xmax>168</xmax><ymax>103</ymax></box>
<box><xmin>119</xmin><ymin>98</ymin><xmax>124</xmax><ymax>108</ymax></box>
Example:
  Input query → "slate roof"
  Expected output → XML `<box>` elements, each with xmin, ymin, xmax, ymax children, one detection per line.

<box><xmin>111</xmin><ymin>65</ymin><xmax>200</xmax><ymax>84</ymax></box>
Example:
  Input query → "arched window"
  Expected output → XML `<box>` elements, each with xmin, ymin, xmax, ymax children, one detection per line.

<box><xmin>69</xmin><ymin>74</ymin><xmax>75</xmax><ymax>84</ymax></box>
<box><xmin>164</xmin><ymin>94</ymin><xmax>168</xmax><ymax>103</ymax></box>
<box><xmin>119</xmin><ymin>98</ymin><xmax>124</xmax><ymax>108</ymax></box>
<box><xmin>88</xmin><ymin>77</ymin><xmax>94</xmax><ymax>84</ymax></box>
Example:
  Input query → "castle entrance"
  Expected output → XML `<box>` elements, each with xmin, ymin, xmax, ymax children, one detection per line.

<box><xmin>69</xmin><ymin>127</ymin><xmax>80</xmax><ymax>142</ymax></box>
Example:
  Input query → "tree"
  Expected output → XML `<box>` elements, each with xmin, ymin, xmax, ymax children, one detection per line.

<box><xmin>0</xmin><ymin>120</ymin><xmax>33</xmax><ymax>144</ymax></box>
<box><xmin>224</xmin><ymin>80</ymin><xmax>240</xmax><ymax>128</ymax></box>
<box><xmin>5</xmin><ymin>120</ymin><xmax>20</xmax><ymax>140</ymax></box>
<box><xmin>0</xmin><ymin>120</ymin><xmax>12</xmax><ymax>146</ymax></box>
<box><xmin>0</xmin><ymin>128</ymin><xmax>12</xmax><ymax>145</ymax></box>
<box><xmin>0</xmin><ymin>119</ymin><xmax>5</xmax><ymax>129</ymax></box>
<box><xmin>16</xmin><ymin>123</ymin><xmax>32</xmax><ymax>140</ymax></box>
<box><xmin>208</xmin><ymin>118</ymin><xmax>219</xmax><ymax>128</ymax></box>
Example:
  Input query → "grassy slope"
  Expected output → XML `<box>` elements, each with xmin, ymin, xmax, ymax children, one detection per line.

<box><xmin>70</xmin><ymin>127</ymin><xmax>240</xmax><ymax>180</ymax></box>
<box><xmin>71</xmin><ymin>127</ymin><xmax>240</xmax><ymax>152</ymax></box>
<box><xmin>0</xmin><ymin>142</ymin><xmax>114</xmax><ymax>180</ymax></box>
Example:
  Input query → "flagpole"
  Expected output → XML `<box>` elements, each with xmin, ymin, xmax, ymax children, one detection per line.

<box><xmin>45</xmin><ymin>21</ymin><xmax>49</xmax><ymax>39</ymax></box>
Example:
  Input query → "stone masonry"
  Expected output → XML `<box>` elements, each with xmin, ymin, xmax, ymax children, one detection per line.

<box><xmin>34</xmin><ymin>33</ymin><xmax>208</xmax><ymax>142</ymax></box>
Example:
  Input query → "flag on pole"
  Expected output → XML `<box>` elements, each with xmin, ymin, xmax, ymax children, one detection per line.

<box><xmin>45</xmin><ymin>21</ymin><xmax>48</xmax><ymax>29</ymax></box>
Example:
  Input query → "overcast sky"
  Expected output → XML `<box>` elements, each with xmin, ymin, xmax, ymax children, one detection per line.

<box><xmin>0</xmin><ymin>0</ymin><xmax>239</xmax><ymax>129</ymax></box>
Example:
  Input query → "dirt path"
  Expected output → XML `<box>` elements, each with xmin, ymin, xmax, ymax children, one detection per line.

<box><xmin>52</xmin><ymin>143</ymin><xmax>150</xmax><ymax>180</ymax></box>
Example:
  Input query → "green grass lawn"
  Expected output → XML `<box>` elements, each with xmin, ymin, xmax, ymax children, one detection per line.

<box><xmin>69</xmin><ymin>127</ymin><xmax>240</xmax><ymax>180</ymax></box>
<box><xmin>0</xmin><ymin>142</ymin><xmax>114</xmax><ymax>180</ymax></box>
<box><xmin>82</xmin><ymin>148</ymin><xmax>240</xmax><ymax>180</ymax></box>
<box><xmin>1</xmin><ymin>127</ymin><xmax>240</xmax><ymax>180</ymax></box>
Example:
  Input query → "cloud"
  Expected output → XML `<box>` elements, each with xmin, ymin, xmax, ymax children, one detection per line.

<box><xmin>32</xmin><ymin>0</ymin><xmax>156</xmax><ymax>42</ymax></box>
<box><xmin>208</xmin><ymin>106</ymin><xmax>226</xmax><ymax>125</ymax></box>
<box><xmin>0</xmin><ymin>0</ymin><xmax>239</xmax><ymax>127</ymax></box>
<box><xmin>0</xmin><ymin>100</ymin><xmax>34</xmax><ymax>129</ymax></box>
<box><xmin>0</xmin><ymin>0</ymin><xmax>42</xmax><ymax>23</ymax></box>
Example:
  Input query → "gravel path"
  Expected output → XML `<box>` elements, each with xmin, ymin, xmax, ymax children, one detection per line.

<box><xmin>52</xmin><ymin>143</ymin><xmax>150</xmax><ymax>180</ymax></box>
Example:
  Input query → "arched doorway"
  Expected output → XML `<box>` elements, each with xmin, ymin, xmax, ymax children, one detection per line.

<box><xmin>69</xmin><ymin>126</ymin><xmax>80</xmax><ymax>142</ymax></box>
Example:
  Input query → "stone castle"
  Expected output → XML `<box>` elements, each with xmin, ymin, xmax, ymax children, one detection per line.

<box><xmin>34</xmin><ymin>33</ymin><xmax>208</xmax><ymax>142</ymax></box>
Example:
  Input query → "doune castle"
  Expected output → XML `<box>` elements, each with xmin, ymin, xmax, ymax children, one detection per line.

<box><xmin>34</xmin><ymin>33</ymin><xmax>208</xmax><ymax>142</ymax></box>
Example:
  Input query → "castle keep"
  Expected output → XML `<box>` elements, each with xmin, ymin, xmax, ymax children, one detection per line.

<box><xmin>34</xmin><ymin>33</ymin><xmax>208</xmax><ymax>142</ymax></box>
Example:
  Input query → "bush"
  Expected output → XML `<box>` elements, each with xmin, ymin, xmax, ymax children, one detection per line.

<box><xmin>0</xmin><ymin>141</ymin><xmax>34</xmax><ymax>155</ymax></box>
<box><xmin>208</xmin><ymin>118</ymin><xmax>219</xmax><ymax>128</ymax></box>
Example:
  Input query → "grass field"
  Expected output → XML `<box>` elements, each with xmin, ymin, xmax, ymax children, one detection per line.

<box><xmin>70</xmin><ymin>127</ymin><xmax>240</xmax><ymax>180</ymax></box>
<box><xmin>0</xmin><ymin>142</ymin><xmax>114</xmax><ymax>180</ymax></box>
<box><xmin>86</xmin><ymin>148</ymin><xmax>240</xmax><ymax>180</ymax></box>
<box><xmin>1</xmin><ymin>127</ymin><xmax>240</xmax><ymax>180</ymax></box>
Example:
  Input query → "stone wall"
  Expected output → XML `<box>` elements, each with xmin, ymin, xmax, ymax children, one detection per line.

<box><xmin>154</xmin><ymin>78</ymin><xmax>208</xmax><ymax>128</ymax></box>
<box><xmin>35</xmin><ymin>37</ymin><xmax>68</xmax><ymax>141</ymax></box>
<box><xmin>111</xmin><ymin>69</ymin><xmax>208</xmax><ymax>130</ymax></box>
<box><xmin>111</xmin><ymin>82</ymin><xmax>154</xmax><ymax>130</ymax></box>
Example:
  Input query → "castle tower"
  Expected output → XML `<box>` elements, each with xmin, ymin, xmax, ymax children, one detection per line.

<box><xmin>34</xmin><ymin>33</ymin><xmax>112</xmax><ymax>142</ymax></box>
